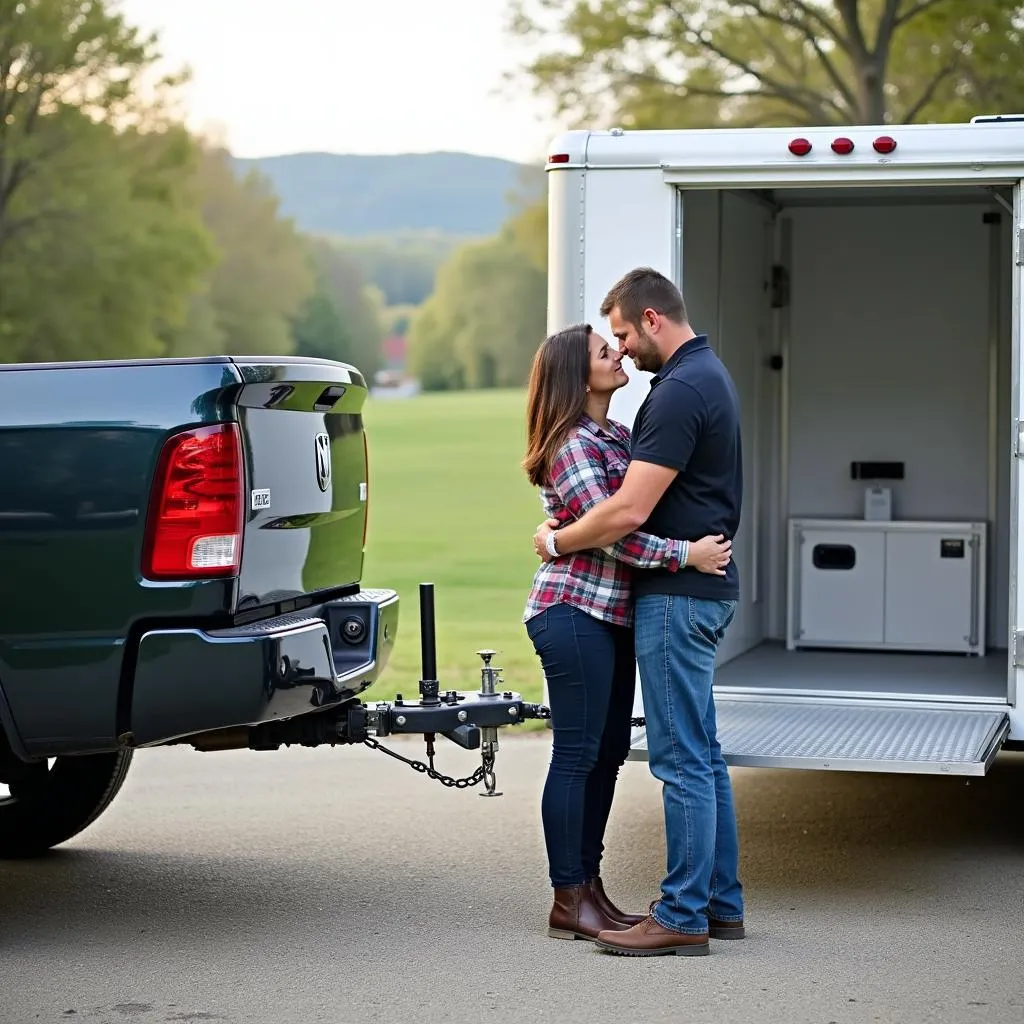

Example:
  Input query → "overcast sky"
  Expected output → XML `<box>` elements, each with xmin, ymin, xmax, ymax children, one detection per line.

<box><xmin>118</xmin><ymin>0</ymin><xmax>558</xmax><ymax>163</ymax></box>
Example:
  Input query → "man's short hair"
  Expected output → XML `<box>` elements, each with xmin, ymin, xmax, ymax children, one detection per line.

<box><xmin>599</xmin><ymin>267</ymin><xmax>688</xmax><ymax>326</ymax></box>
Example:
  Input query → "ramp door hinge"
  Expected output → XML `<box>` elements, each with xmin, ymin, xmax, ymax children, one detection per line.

<box><xmin>1017</xmin><ymin>227</ymin><xmax>1024</xmax><ymax>266</ymax></box>
<box><xmin>1015</xmin><ymin>420</ymin><xmax>1024</xmax><ymax>457</ymax></box>
<box><xmin>1014</xmin><ymin>632</ymin><xmax>1024</xmax><ymax>668</ymax></box>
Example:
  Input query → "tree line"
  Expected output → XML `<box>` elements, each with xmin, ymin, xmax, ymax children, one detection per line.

<box><xmin>0</xmin><ymin>0</ymin><xmax>383</xmax><ymax>378</ymax></box>
<box><xmin>408</xmin><ymin>0</ymin><xmax>1024</xmax><ymax>392</ymax></box>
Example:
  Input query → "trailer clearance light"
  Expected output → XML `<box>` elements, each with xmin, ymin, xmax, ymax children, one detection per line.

<box><xmin>831</xmin><ymin>137</ymin><xmax>855</xmax><ymax>154</ymax></box>
<box><xmin>873</xmin><ymin>135</ymin><xmax>897</xmax><ymax>154</ymax></box>
<box><xmin>548</xmin><ymin>153</ymin><xmax>571</xmax><ymax>164</ymax></box>
<box><xmin>788</xmin><ymin>138</ymin><xmax>812</xmax><ymax>156</ymax></box>
<box><xmin>143</xmin><ymin>423</ymin><xmax>244</xmax><ymax>580</ymax></box>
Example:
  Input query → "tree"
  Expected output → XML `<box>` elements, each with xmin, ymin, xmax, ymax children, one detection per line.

<box><xmin>407</xmin><ymin>223</ymin><xmax>547</xmax><ymax>391</ymax></box>
<box><xmin>0</xmin><ymin>0</ymin><xmax>213</xmax><ymax>360</ymax></box>
<box><xmin>508</xmin><ymin>0</ymin><xmax>1024</xmax><ymax>129</ymax></box>
<box><xmin>333</xmin><ymin>232</ymin><xmax>465</xmax><ymax>307</ymax></box>
<box><xmin>1</xmin><ymin>122</ymin><xmax>214</xmax><ymax>361</ymax></box>
<box><xmin>292</xmin><ymin>242</ymin><xmax>385</xmax><ymax>379</ymax></box>
<box><xmin>163</xmin><ymin>145</ymin><xmax>315</xmax><ymax>357</ymax></box>
<box><xmin>300</xmin><ymin>239</ymin><xmax>385</xmax><ymax>379</ymax></box>
<box><xmin>505</xmin><ymin>197</ymin><xmax>547</xmax><ymax>273</ymax></box>
<box><xmin>407</xmin><ymin>302</ymin><xmax>465</xmax><ymax>392</ymax></box>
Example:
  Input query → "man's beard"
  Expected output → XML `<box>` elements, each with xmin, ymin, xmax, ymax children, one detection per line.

<box><xmin>632</xmin><ymin>327</ymin><xmax>662</xmax><ymax>373</ymax></box>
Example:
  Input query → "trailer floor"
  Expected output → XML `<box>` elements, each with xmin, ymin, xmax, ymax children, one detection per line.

<box><xmin>715</xmin><ymin>641</ymin><xmax>1008</xmax><ymax>703</ymax></box>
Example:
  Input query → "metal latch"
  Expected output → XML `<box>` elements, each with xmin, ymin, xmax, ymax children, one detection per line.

<box><xmin>1013</xmin><ymin>632</ymin><xmax>1024</xmax><ymax>667</ymax></box>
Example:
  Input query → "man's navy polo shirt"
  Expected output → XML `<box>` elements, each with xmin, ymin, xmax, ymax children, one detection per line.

<box><xmin>630</xmin><ymin>334</ymin><xmax>743</xmax><ymax>602</ymax></box>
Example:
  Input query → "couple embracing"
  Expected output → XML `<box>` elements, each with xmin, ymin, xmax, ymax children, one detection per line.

<box><xmin>521</xmin><ymin>267</ymin><xmax>744</xmax><ymax>958</ymax></box>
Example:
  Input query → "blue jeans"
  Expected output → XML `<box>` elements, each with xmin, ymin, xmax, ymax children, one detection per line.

<box><xmin>634</xmin><ymin>594</ymin><xmax>744</xmax><ymax>934</ymax></box>
<box><xmin>526</xmin><ymin>603</ymin><xmax>636</xmax><ymax>888</ymax></box>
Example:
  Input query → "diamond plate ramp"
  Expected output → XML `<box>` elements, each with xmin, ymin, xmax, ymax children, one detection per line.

<box><xmin>628</xmin><ymin>701</ymin><xmax>1010</xmax><ymax>775</ymax></box>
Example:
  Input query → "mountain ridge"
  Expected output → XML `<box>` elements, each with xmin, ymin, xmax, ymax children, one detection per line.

<box><xmin>236</xmin><ymin>150</ymin><xmax>544</xmax><ymax>239</ymax></box>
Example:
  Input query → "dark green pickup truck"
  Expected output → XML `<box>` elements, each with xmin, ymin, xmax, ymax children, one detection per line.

<box><xmin>0</xmin><ymin>355</ymin><xmax>545</xmax><ymax>858</ymax></box>
<box><xmin>0</xmin><ymin>356</ymin><xmax>403</xmax><ymax>856</ymax></box>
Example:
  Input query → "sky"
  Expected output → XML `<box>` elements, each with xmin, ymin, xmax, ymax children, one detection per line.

<box><xmin>118</xmin><ymin>0</ymin><xmax>559</xmax><ymax>165</ymax></box>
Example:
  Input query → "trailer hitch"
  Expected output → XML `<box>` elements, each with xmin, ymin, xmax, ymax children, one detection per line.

<box><xmin>342</xmin><ymin>583</ymin><xmax>549</xmax><ymax>794</ymax></box>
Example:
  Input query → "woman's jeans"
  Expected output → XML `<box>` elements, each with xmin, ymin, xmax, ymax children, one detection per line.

<box><xmin>526</xmin><ymin>602</ymin><xmax>636</xmax><ymax>888</ymax></box>
<box><xmin>634</xmin><ymin>594</ymin><xmax>744</xmax><ymax>934</ymax></box>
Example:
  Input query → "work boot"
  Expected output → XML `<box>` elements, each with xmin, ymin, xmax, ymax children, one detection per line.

<box><xmin>635</xmin><ymin>896</ymin><xmax>747</xmax><ymax>940</ymax></box>
<box><xmin>595</xmin><ymin>916</ymin><xmax>710</xmax><ymax>957</ymax></box>
<box><xmin>588</xmin><ymin>876</ymin><xmax>646</xmax><ymax>927</ymax></box>
<box><xmin>708</xmin><ymin>916</ymin><xmax>745</xmax><ymax>939</ymax></box>
<box><xmin>548</xmin><ymin>884</ymin><xmax>631</xmax><ymax>941</ymax></box>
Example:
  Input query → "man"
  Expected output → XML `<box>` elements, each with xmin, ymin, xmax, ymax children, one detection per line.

<box><xmin>533</xmin><ymin>266</ymin><xmax>745</xmax><ymax>957</ymax></box>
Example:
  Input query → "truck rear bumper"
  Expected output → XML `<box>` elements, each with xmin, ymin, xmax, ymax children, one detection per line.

<box><xmin>128</xmin><ymin>588</ymin><xmax>399</xmax><ymax>746</ymax></box>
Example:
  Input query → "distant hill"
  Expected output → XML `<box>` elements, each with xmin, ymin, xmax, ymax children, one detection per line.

<box><xmin>235</xmin><ymin>151</ymin><xmax>544</xmax><ymax>238</ymax></box>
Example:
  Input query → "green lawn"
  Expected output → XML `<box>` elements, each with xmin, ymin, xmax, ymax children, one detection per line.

<box><xmin>359</xmin><ymin>388</ymin><xmax>549</xmax><ymax>714</ymax></box>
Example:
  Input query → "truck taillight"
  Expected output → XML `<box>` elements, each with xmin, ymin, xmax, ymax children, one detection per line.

<box><xmin>143</xmin><ymin>423</ymin><xmax>244</xmax><ymax>580</ymax></box>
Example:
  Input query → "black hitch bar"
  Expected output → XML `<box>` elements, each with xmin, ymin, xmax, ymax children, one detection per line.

<box><xmin>190</xmin><ymin>584</ymin><xmax>548</xmax><ymax>792</ymax></box>
<box><xmin>344</xmin><ymin>582</ymin><xmax>547</xmax><ymax>748</ymax></box>
<box><xmin>339</xmin><ymin>583</ymin><xmax>548</xmax><ymax>794</ymax></box>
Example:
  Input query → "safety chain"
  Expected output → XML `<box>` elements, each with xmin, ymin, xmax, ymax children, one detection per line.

<box><xmin>361</xmin><ymin>707</ymin><xmax>648</xmax><ymax>792</ymax></box>
<box><xmin>536</xmin><ymin>704</ymin><xmax>647</xmax><ymax>728</ymax></box>
<box><xmin>362</xmin><ymin>736</ymin><xmax>491</xmax><ymax>789</ymax></box>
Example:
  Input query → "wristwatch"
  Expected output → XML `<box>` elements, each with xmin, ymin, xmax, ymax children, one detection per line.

<box><xmin>545</xmin><ymin>530</ymin><xmax>560</xmax><ymax>558</ymax></box>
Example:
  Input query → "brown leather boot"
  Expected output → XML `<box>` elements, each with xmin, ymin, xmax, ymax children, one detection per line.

<box><xmin>595</xmin><ymin>916</ymin><xmax>710</xmax><ymax>957</ymax></box>
<box><xmin>708</xmin><ymin>916</ymin><xmax>745</xmax><ymax>939</ymax></box>
<box><xmin>588</xmin><ymin>876</ymin><xmax>645</xmax><ymax>927</ymax></box>
<box><xmin>548</xmin><ymin>884</ymin><xmax>631</xmax><ymax>941</ymax></box>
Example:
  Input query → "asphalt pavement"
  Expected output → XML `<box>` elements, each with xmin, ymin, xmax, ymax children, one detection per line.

<box><xmin>2</xmin><ymin>735</ymin><xmax>1023</xmax><ymax>1024</ymax></box>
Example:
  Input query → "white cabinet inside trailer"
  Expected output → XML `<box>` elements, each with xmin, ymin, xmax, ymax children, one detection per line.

<box><xmin>790</xmin><ymin>522</ymin><xmax>887</xmax><ymax>647</ymax></box>
<box><xmin>547</xmin><ymin>122</ymin><xmax>1024</xmax><ymax>773</ymax></box>
<box><xmin>787</xmin><ymin>519</ymin><xmax>986</xmax><ymax>655</ymax></box>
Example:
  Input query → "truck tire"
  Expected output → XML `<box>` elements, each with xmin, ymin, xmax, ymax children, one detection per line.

<box><xmin>0</xmin><ymin>750</ymin><xmax>133</xmax><ymax>858</ymax></box>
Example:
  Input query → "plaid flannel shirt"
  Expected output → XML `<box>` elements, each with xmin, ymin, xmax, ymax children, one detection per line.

<box><xmin>523</xmin><ymin>414</ymin><xmax>685</xmax><ymax>628</ymax></box>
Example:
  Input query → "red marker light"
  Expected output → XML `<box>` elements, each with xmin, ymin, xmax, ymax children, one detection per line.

<box><xmin>831</xmin><ymin>137</ymin><xmax>855</xmax><ymax>154</ymax></box>
<box><xmin>547</xmin><ymin>153</ymin><xmax>571</xmax><ymax>164</ymax></box>
<box><xmin>788</xmin><ymin>138</ymin><xmax>812</xmax><ymax>156</ymax></box>
<box><xmin>873</xmin><ymin>135</ymin><xmax>897</xmax><ymax>154</ymax></box>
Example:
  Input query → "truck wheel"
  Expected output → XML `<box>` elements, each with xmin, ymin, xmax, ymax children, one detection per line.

<box><xmin>0</xmin><ymin>749</ymin><xmax>133</xmax><ymax>858</ymax></box>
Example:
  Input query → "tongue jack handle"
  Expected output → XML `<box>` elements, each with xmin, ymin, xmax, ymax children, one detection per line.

<box><xmin>418</xmin><ymin>582</ymin><xmax>441</xmax><ymax>707</ymax></box>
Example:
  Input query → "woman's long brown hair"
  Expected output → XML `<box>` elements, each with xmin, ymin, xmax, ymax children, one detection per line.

<box><xmin>522</xmin><ymin>323</ymin><xmax>592</xmax><ymax>487</ymax></box>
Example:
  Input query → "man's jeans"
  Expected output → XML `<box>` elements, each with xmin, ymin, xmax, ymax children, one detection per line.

<box><xmin>634</xmin><ymin>594</ymin><xmax>744</xmax><ymax>935</ymax></box>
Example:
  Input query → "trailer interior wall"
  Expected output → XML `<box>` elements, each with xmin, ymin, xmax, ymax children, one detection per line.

<box><xmin>677</xmin><ymin>185</ymin><xmax>1015</xmax><ymax>692</ymax></box>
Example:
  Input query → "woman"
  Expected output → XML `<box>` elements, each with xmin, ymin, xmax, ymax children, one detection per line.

<box><xmin>521</xmin><ymin>322</ymin><xmax>731</xmax><ymax>943</ymax></box>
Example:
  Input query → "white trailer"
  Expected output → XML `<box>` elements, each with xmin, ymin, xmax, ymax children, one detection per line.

<box><xmin>545</xmin><ymin>116</ymin><xmax>1024</xmax><ymax>777</ymax></box>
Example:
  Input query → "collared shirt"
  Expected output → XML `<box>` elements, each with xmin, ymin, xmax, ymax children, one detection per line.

<box><xmin>630</xmin><ymin>333</ymin><xmax>743</xmax><ymax>601</ymax></box>
<box><xmin>523</xmin><ymin>414</ymin><xmax>685</xmax><ymax>628</ymax></box>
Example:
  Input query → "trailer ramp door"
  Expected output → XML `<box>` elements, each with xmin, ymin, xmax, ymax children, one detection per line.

<box><xmin>628</xmin><ymin>701</ymin><xmax>1009</xmax><ymax>776</ymax></box>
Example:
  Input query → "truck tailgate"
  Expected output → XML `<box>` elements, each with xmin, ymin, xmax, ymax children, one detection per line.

<box><xmin>230</xmin><ymin>358</ymin><xmax>369</xmax><ymax>612</ymax></box>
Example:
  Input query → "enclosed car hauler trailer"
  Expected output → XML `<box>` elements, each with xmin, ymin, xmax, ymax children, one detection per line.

<box><xmin>545</xmin><ymin>116</ymin><xmax>1024</xmax><ymax>777</ymax></box>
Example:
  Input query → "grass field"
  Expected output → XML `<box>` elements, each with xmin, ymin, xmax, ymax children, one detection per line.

<box><xmin>358</xmin><ymin>388</ymin><xmax>549</xmax><ymax>714</ymax></box>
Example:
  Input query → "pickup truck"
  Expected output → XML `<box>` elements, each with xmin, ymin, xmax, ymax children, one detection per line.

<box><xmin>0</xmin><ymin>355</ymin><xmax>545</xmax><ymax>858</ymax></box>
